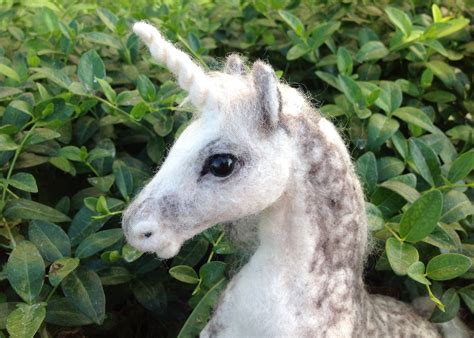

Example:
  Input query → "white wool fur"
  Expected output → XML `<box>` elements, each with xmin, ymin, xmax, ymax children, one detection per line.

<box><xmin>123</xmin><ymin>23</ymin><xmax>468</xmax><ymax>337</ymax></box>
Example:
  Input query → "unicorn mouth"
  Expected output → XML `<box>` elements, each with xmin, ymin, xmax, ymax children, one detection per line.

<box><xmin>154</xmin><ymin>240</ymin><xmax>181</xmax><ymax>259</ymax></box>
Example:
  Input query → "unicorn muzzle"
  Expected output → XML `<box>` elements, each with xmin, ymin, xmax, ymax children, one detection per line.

<box><xmin>124</xmin><ymin>219</ymin><xmax>182</xmax><ymax>259</ymax></box>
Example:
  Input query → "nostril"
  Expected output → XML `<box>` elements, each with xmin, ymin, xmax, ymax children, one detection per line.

<box><xmin>143</xmin><ymin>232</ymin><xmax>153</xmax><ymax>238</ymax></box>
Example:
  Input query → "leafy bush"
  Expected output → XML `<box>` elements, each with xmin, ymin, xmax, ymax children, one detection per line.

<box><xmin>0</xmin><ymin>0</ymin><xmax>473</xmax><ymax>336</ymax></box>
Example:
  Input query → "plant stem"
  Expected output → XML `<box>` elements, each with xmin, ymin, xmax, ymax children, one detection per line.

<box><xmin>91</xmin><ymin>210</ymin><xmax>123</xmax><ymax>220</ymax></box>
<box><xmin>6</xmin><ymin>188</ymin><xmax>20</xmax><ymax>199</ymax></box>
<box><xmin>207</xmin><ymin>231</ymin><xmax>225</xmax><ymax>263</ymax></box>
<box><xmin>383</xmin><ymin>223</ymin><xmax>403</xmax><ymax>242</ymax></box>
<box><xmin>92</xmin><ymin>95</ymin><xmax>155</xmax><ymax>136</ymax></box>
<box><xmin>1</xmin><ymin>123</ymin><xmax>37</xmax><ymax>202</ymax></box>
<box><xmin>45</xmin><ymin>283</ymin><xmax>59</xmax><ymax>302</ymax></box>
<box><xmin>2</xmin><ymin>217</ymin><xmax>16</xmax><ymax>248</ymax></box>
<box><xmin>427</xmin><ymin>183</ymin><xmax>474</xmax><ymax>192</ymax></box>
<box><xmin>85</xmin><ymin>162</ymin><xmax>101</xmax><ymax>177</ymax></box>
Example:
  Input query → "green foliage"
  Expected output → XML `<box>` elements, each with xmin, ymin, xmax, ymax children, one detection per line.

<box><xmin>0</xmin><ymin>0</ymin><xmax>473</xmax><ymax>336</ymax></box>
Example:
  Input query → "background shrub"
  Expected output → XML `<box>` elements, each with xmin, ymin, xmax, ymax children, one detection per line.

<box><xmin>0</xmin><ymin>0</ymin><xmax>473</xmax><ymax>336</ymax></box>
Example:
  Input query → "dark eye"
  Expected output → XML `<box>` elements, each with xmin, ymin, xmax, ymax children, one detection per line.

<box><xmin>203</xmin><ymin>154</ymin><xmax>237</xmax><ymax>177</ymax></box>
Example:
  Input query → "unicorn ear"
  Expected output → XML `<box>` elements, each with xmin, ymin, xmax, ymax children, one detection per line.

<box><xmin>251</xmin><ymin>61</ymin><xmax>281</xmax><ymax>131</ymax></box>
<box><xmin>224</xmin><ymin>54</ymin><xmax>245</xmax><ymax>75</ymax></box>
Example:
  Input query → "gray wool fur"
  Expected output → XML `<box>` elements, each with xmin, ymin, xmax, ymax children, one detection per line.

<box><xmin>123</xmin><ymin>22</ymin><xmax>451</xmax><ymax>337</ymax></box>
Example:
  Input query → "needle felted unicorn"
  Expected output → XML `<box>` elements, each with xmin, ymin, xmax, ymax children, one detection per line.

<box><xmin>122</xmin><ymin>22</ymin><xmax>442</xmax><ymax>337</ymax></box>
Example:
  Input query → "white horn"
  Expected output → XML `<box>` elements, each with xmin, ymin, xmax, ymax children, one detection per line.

<box><xmin>133</xmin><ymin>22</ymin><xmax>215</xmax><ymax>109</ymax></box>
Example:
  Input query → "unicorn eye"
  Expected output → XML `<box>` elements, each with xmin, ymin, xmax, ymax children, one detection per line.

<box><xmin>203</xmin><ymin>154</ymin><xmax>237</xmax><ymax>177</ymax></box>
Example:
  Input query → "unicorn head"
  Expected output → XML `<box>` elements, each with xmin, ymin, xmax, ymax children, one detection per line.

<box><xmin>122</xmin><ymin>22</ymin><xmax>307</xmax><ymax>258</ymax></box>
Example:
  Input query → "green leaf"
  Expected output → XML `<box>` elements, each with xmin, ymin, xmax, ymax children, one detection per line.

<box><xmin>6</xmin><ymin>241</ymin><xmax>45</xmax><ymax>303</ymax></box>
<box><xmin>315</xmin><ymin>71</ymin><xmax>340</xmax><ymax>91</ymax></box>
<box><xmin>366</xmin><ymin>202</ymin><xmax>384</xmax><ymax>231</ymax></box>
<box><xmin>0</xmin><ymin>303</ymin><xmax>18</xmax><ymax>330</ymax></box>
<box><xmin>129</xmin><ymin>102</ymin><xmax>149</xmax><ymax>121</ymax></box>
<box><xmin>338</xmin><ymin>74</ymin><xmax>364</xmax><ymax>108</ymax></box>
<box><xmin>113</xmin><ymin>160</ymin><xmax>134</xmax><ymax>200</ymax></box>
<box><xmin>399</xmin><ymin>190</ymin><xmax>442</xmax><ymax>242</ymax></box>
<box><xmin>177</xmin><ymin>278</ymin><xmax>227</xmax><ymax>338</ymax></box>
<box><xmin>116</xmin><ymin>90</ymin><xmax>141</xmax><ymax>106</ymax></box>
<box><xmin>68</xmin><ymin>207</ymin><xmax>109</xmax><ymax>246</ymax></box>
<box><xmin>121</xmin><ymin>243</ymin><xmax>144</xmax><ymax>263</ymax></box>
<box><xmin>278</xmin><ymin>10</ymin><xmax>304</xmax><ymax>36</ymax></box>
<box><xmin>199</xmin><ymin>261</ymin><xmax>227</xmax><ymax>287</ymax></box>
<box><xmin>61</xmin><ymin>267</ymin><xmax>105</xmax><ymax>324</ymax></box>
<box><xmin>8</xmin><ymin>173</ymin><xmax>38</xmax><ymax>193</ymax></box>
<box><xmin>149</xmin><ymin>112</ymin><xmax>174</xmax><ymax>137</ymax></box>
<box><xmin>420</xmin><ymin>68</ymin><xmax>433</xmax><ymax>88</ymax></box>
<box><xmin>310</xmin><ymin>21</ymin><xmax>341</xmax><ymax>49</ymax></box>
<box><xmin>423</xmin><ymin>90</ymin><xmax>456</xmax><ymax>103</ymax></box>
<box><xmin>319</xmin><ymin>104</ymin><xmax>345</xmax><ymax>118</ymax></box>
<box><xmin>95</xmin><ymin>195</ymin><xmax>109</xmax><ymax>214</ymax></box>
<box><xmin>448</xmin><ymin>150</ymin><xmax>474</xmax><ymax>183</ymax></box>
<box><xmin>367</xmin><ymin>113</ymin><xmax>399</xmax><ymax>150</ymax></box>
<box><xmin>169</xmin><ymin>265</ymin><xmax>200</xmax><ymax>284</ymax></box>
<box><xmin>431</xmin><ymin>289</ymin><xmax>460</xmax><ymax>323</ymax></box>
<box><xmin>385</xmin><ymin>237</ymin><xmax>419</xmax><ymax>276</ymax></box>
<box><xmin>96</xmin><ymin>78</ymin><xmax>116</xmax><ymax>103</ymax></box>
<box><xmin>458</xmin><ymin>285</ymin><xmax>474</xmax><ymax>314</ymax></box>
<box><xmin>28</xmin><ymin>220</ymin><xmax>70</xmax><ymax>262</ymax></box>
<box><xmin>385</xmin><ymin>6</ymin><xmax>412</xmax><ymax>36</ymax></box>
<box><xmin>379</xmin><ymin>180</ymin><xmax>420</xmax><ymax>203</ymax></box>
<box><xmin>137</xmin><ymin>75</ymin><xmax>156</xmax><ymax>102</ymax></box>
<box><xmin>393</xmin><ymin>107</ymin><xmax>438</xmax><ymax>134</ymax></box>
<box><xmin>87</xmin><ymin>147</ymin><xmax>114</xmax><ymax>163</ymax></box>
<box><xmin>407</xmin><ymin>261</ymin><xmax>430</xmax><ymax>285</ymax></box>
<box><xmin>4</xmin><ymin>199</ymin><xmax>70</xmax><ymax>223</ymax></box>
<box><xmin>432</xmin><ymin>4</ymin><xmax>442</xmax><ymax>23</ymax></box>
<box><xmin>81</xmin><ymin>32</ymin><xmax>122</xmax><ymax>49</ymax></box>
<box><xmin>98</xmin><ymin>266</ymin><xmax>133</xmax><ymax>285</ymax></box>
<box><xmin>441</xmin><ymin>190</ymin><xmax>474</xmax><ymax>223</ymax></box>
<box><xmin>408</xmin><ymin>139</ymin><xmax>441</xmax><ymax>186</ymax></box>
<box><xmin>59</xmin><ymin>146</ymin><xmax>84</xmax><ymax>162</ymax></box>
<box><xmin>337</xmin><ymin>47</ymin><xmax>352</xmax><ymax>75</ymax></box>
<box><xmin>96</xmin><ymin>8</ymin><xmax>117</xmax><ymax>32</ymax></box>
<box><xmin>0</xmin><ymin>87</ymin><xmax>22</xmax><ymax>99</ymax></box>
<box><xmin>426</xmin><ymin>60</ymin><xmax>457</xmax><ymax>89</ymax></box>
<box><xmin>374</xmin><ymin>82</ymin><xmax>402</xmax><ymax>114</ymax></box>
<box><xmin>146</xmin><ymin>137</ymin><xmax>165</xmax><ymax>164</ymax></box>
<box><xmin>424</xmin><ymin>18</ymin><xmax>469</xmax><ymax>39</ymax></box>
<box><xmin>423</xmin><ymin>224</ymin><xmax>461</xmax><ymax>250</ymax></box>
<box><xmin>172</xmin><ymin>238</ymin><xmax>209</xmax><ymax>268</ymax></box>
<box><xmin>426</xmin><ymin>253</ymin><xmax>472</xmax><ymax>281</ymax></box>
<box><xmin>78</xmin><ymin>50</ymin><xmax>106</xmax><ymax>91</ymax></box>
<box><xmin>0</xmin><ymin>134</ymin><xmax>18</xmax><ymax>151</ymax></box>
<box><xmin>32</xmin><ymin>67</ymin><xmax>71</xmax><ymax>89</ymax></box>
<box><xmin>286</xmin><ymin>44</ymin><xmax>310</xmax><ymax>60</ymax></box>
<box><xmin>356</xmin><ymin>152</ymin><xmax>378</xmax><ymax>196</ymax></box>
<box><xmin>6</xmin><ymin>303</ymin><xmax>45</xmax><ymax>338</ymax></box>
<box><xmin>446</xmin><ymin>125</ymin><xmax>473</xmax><ymax>143</ymax></box>
<box><xmin>25</xmin><ymin>128</ymin><xmax>60</xmax><ymax>145</ymax></box>
<box><xmin>45</xmin><ymin>298</ymin><xmax>94</xmax><ymax>326</ymax></box>
<box><xmin>87</xmin><ymin>175</ymin><xmax>115</xmax><ymax>193</ymax></box>
<box><xmin>0</xmin><ymin>63</ymin><xmax>20</xmax><ymax>82</ymax></box>
<box><xmin>75</xmin><ymin>229</ymin><xmax>123</xmax><ymax>259</ymax></box>
<box><xmin>48</xmin><ymin>257</ymin><xmax>80</xmax><ymax>287</ymax></box>
<box><xmin>131</xmin><ymin>277</ymin><xmax>166</xmax><ymax>313</ymax></box>
<box><xmin>377</xmin><ymin>157</ymin><xmax>405</xmax><ymax>181</ymax></box>
<box><xmin>356</xmin><ymin>41</ymin><xmax>388</xmax><ymax>62</ymax></box>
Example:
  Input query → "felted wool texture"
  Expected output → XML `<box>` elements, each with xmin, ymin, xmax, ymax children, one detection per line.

<box><xmin>123</xmin><ymin>22</ymin><xmax>451</xmax><ymax>337</ymax></box>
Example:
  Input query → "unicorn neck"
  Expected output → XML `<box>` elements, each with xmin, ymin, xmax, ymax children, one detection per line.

<box><xmin>258</xmin><ymin>114</ymin><xmax>368</xmax><ymax>289</ymax></box>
